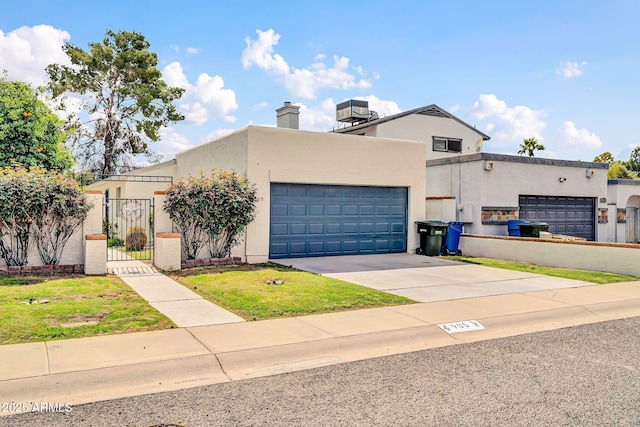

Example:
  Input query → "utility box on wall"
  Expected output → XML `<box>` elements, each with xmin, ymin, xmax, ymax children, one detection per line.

<box><xmin>458</xmin><ymin>204</ymin><xmax>474</xmax><ymax>223</ymax></box>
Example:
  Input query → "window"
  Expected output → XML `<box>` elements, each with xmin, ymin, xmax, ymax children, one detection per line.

<box><xmin>617</xmin><ymin>208</ymin><xmax>626</xmax><ymax>223</ymax></box>
<box><xmin>433</xmin><ymin>137</ymin><xmax>462</xmax><ymax>153</ymax></box>
<box><xmin>481</xmin><ymin>207</ymin><xmax>519</xmax><ymax>224</ymax></box>
<box><xmin>598</xmin><ymin>208</ymin><xmax>608</xmax><ymax>224</ymax></box>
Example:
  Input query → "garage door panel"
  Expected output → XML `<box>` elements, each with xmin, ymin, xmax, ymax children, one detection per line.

<box><xmin>327</xmin><ymin>205</ymin><xmax>342</xmax><ymax>216</ymax></box>
<box><xmin>519</xmin><ymin>195</ymin><xmax>595</xmax><ymax>240</ymax></box>
<box><xmin>289</xmin><ymin>242</ymin><xmax>307</xmax><ymax>255</ymax></box>
<box><xmin>272</xmin><ymin>204</ymin><xmax>287</xmax><ymax>216</ymax></box>
<box><xmin>309</xmin><ymin>223</ymin><xmax>324</xmax><ymax>234</ymax></box>
<box><xmin>270</xmin><ymin>183</ymin><xmax>407</xmax><ymax>258</ymax></box>
<box><xmin>326</xmin><ymin>223</ymin><xmax>341</xmax><ymax>234</ymax></box>
<box><xmin>309</xmin><ymin>204</ymin><xmax>325</xmax><ymax>216</ymax></box>
<box><xmin>308</xmin><ymin>241</ymin><xmax>325</xmax><ymax>254</ymax></box>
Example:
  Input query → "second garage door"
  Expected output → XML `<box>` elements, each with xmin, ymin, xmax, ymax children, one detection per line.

<box><xmin>519</xmin><ymin>195</ymin><xmax>595</xmax><ymax>240</ymax></box>
<box><xmin>270</xmin><ymin>183</ymin><xmax>408</xmax><ymax>258</ymax></box>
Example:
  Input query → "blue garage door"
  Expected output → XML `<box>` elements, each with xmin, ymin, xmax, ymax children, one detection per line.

<box><xmin>270</xmin><ymin>184</ymin><xmax>408</xmax><ymax>258</ymax></box>
<box><xmin>519</xmin><ymin>195</ymin><xmax>595</xmax><ymax>240</ymax></box>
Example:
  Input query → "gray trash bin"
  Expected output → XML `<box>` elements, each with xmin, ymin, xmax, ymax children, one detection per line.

<box><xmin>416</xmin><ymin>220</ymin><xmax>448</xmax><ymax>256</ymax></box>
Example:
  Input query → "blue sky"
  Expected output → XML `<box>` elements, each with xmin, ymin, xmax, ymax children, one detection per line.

<box><xmin>2</xmin><ymin>1</ymin><xmax>639</xmax><ymax>163</ymax></box>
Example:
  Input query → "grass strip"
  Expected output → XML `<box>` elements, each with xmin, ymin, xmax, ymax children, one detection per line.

<box><xmin>174</xmin><ymin>264</ymin><xmax>414</xmax><ymax>321</ymax></box>
<box><xmin>447</xmin><ymin>256</ymin><xmax>637</xmax><ymax>284</ymax></box>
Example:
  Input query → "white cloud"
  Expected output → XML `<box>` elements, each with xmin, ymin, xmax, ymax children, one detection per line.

<box><xmin>200</xmin><ymin>128</ymin><xmax>236</xmax><ymax>143</ymax></box>
<box><xmin>353</xmin><ymin>95</ymin><xmax>402</xmax><ymax>117</ymax></box>
<box><xmin>470</xmin><ymin>94</ymin><xmax>546</xmax><ymax>147</ymax></box>
<box><xmin>241</xmin><ymin>29</ymin><xmax>372</xmax><ymax>99</ymax></box>
<box><xmin>186</xmin><ymin>47</ymin><xmax>200</xmax><ymax>54</ymax></box>
<box><xmin>161</xmin><ymin>61</ymin><xmax>238</xmax><ymax>125</ymax></box>
<box><xmin>0</xmin><ymin>25</ymin><xmax>71</xmax><ymax>85</ymax></box>
<box><xmin>169</xmin><ymin>44</ymin><xmax>179</xmax><ymax>53</ymax></box>
<box><xmin>556</xmin><ymin>121</ymin><xmax>602</xmax><ymax>150</ymax></box>
<box><xmin>297</xmin><ymin>95</ymin><xmax>402</xmax><ymax>131</ymax></box>
<box><xmin>557</xmin><ymin>61</ymin><xmax>588</xmax><ymax>79</ymax></box>
<box><xmin>157</xmin><ymin>127</ymin><xmax>194</xmax><ymax>160</ymax></box>
<box><xmin>254</xmin><ymin>102</ymin><xmax>269</xmax><ymax>110</ymax></box>
<box><xmin>449</xmin><ymin>104</ymin><xmax>460</xmax><ymax>113</ymax></box>
<box><xmin>298</xmin><ymin>99</ymin><xmax>337</xmax><ymax>131</ymax></box>
<box><xmin>241</xmin><ymin>29</ymin><xmax>290</xmax><ymax>74</ymax></box>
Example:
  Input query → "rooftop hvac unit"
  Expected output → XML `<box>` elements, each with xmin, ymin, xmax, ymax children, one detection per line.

<box><xmin>336</xmin><ymin>99</ymin><xmax>369</xmax><ymax>123</ymax></box>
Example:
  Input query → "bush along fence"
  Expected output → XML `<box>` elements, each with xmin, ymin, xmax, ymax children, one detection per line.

<box><xmin>0</xmin><ymin>165</ymin><xmax>98</xmax><ymax>275</ymax></box>
<box><xmin>0</xmin><ymin>166</ymin><xmax>258</xmax><ymax>275</ymax></box>
<box><xmin>160</xmin><ymin>170</ymin><xmax>258</xmax><ymax>269</ymax></box>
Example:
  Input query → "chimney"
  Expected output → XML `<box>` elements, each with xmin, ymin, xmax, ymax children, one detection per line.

<box><xmin>276</xmin><ymin>101</ymin><xmax>300</xmax><ymax>129</ymax></box>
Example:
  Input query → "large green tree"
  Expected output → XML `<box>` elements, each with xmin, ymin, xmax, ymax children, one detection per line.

<box><xmin>626</xmin><ymin>146</ymin><xmax>640</xmax><ymax>173</ymax></box>
<box><xmin>593</xmin><ymin>151</ymin><xmax>615</xmax><ymax>164</ymax></box>
<box><xmin>47</xmin><ymin>30</ymin><xmax>185</xmax><ymax>177</ymax></box>
<box><xmin>0</xmin><ymin>74</ymin><xmax>73</xmax><ymax>171</ymax></box>
<box><xmin>517</xmin><ymin>137</ymin><xmax>545</xmax><ymax>157</ymax></box>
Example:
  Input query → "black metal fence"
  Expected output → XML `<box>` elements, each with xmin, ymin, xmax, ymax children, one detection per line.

<box><xmin>103</xmin><ymin>198</ymin><xmax>154</xmax><ymax>261</ymax></box>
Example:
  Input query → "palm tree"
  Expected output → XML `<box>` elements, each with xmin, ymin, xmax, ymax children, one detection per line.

<box><xmin>518</xmin><ymin>137</ymin><xmax>545</xmax><ymax>157</ymax></box>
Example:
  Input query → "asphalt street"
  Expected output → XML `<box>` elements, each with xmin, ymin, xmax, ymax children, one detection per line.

<box><xmin>2</xmin><ymin>316</ymin><xmax>639</xmax><ymax>427</ymax></box>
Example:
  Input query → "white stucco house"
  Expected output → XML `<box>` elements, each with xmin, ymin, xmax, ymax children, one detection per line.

<box><xmin>90</xmin><ymin>101</ymin><xmax>640</xmax><ymax>263</ymax></box>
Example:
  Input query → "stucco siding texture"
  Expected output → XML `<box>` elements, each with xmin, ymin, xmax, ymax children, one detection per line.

<box><xmin>175</xmin><ymin>128</ymin><xmax>249</xmax><ymax>179</ymax></box>
<box><xmin>426</xmin><ymin>157</ymin><xmax>608</xmax><ymax>239</ymax></box>
<box><xmin>374</xmin><ymin>115</ymin><xmax>485</xmax><ymax>160</ymax></box>
<box><xmin>244</xmin><ymin>126</ymin><xmax>426</xmax><ymax>263</ymax></box>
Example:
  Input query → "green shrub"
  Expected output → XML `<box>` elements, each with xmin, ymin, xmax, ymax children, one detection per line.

<box><xmin>0</xmin><ymin>163</ymin><xmax>91</xmax><ymax>265</ymax></box>
<box><xmin>163</xmin><ymin>170</ymin><xmax>257</xmax><ymax>260</ymax></box>
<box><xmin>125</xmin><ymin>226</ymin><xmax>148</xmax><ymax>251</ymax></box>
<box><xmin>107</xmin><ymin>237</ymin><xmax>125</xmax><ymax>248</ymax></box>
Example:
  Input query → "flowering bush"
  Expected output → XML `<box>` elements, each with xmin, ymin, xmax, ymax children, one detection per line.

<box><xmin>0</xmin><ymin>164</ymin><xmax>91</xmax><ymax>265</ymax></box>
<box><xmin>163</xmin><ymin>170</ymin><xmax>257</xmax><ymax>260</ymax></box>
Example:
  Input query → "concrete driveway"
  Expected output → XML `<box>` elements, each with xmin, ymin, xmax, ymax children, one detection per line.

<box><xmin>272</xmin><ymin>253</ymin><xmax>594</xmax><ymax>302</ymax></box>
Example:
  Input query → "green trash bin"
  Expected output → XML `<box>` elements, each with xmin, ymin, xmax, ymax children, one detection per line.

<box><xmin>517</xmin><ymin>222</ymin><xmax>549</xmax><ymax>238</ymax></box>
<box><xmin>416</xmin><ymin>220</ymin><xmax>448</xmax><ymax>256</ymax></box>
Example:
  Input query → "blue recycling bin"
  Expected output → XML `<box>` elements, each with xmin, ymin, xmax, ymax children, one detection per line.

<box><xmin>507</xmin><ymin>220</ymin><xmax>528</xmax><ymax>237</ymax></box>
<box><xmin>444</xmin><ymin>222</ymin><xmax>464</xmax><ymax>255</ymax></box>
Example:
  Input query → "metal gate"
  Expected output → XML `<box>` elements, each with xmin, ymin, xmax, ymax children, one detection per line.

<box><xmin>104</xmin><ymin>198</ymin><xmax>154</xmax><ymax>261</ymax></box>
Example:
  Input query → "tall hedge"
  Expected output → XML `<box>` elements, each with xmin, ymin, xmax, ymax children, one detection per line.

<box><xmin>0</xmin><ymin>164</ymin><xmax>92</xmax><ymax>266</ymax></box>
<box><xmin>163</xmin><ymin>170</ymin><xmax>257</xmax><ymax>260</ymax></box>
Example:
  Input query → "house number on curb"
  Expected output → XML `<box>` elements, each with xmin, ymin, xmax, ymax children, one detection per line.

<box><xmin>437</xmin><ymin>320</ymin><xmax>485</xmax><ymax>334</ymax></box>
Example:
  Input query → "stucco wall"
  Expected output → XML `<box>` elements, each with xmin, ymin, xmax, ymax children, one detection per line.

<box><xmin>176</xmin><ymin>128</ymin><xmax>249</xmax><ymax>178</ymax></box>
<box><xmin>426</xmin><ymin>154</ymin><xmax>608</xmax><ymax>240</ymax></box>
<box><xmin>241</xmin><ymin>126</ymin><xmax>426</xmax><ymax>263</ymax></box>
<box><xmin>374</xmin><ymin>115</ymin><xmax>486</xmax><ymax>160</ymax></box>
<box><xmin>88</xmin><ymin>160</ymin><xmax>176</xmax><ymax>200</ymax></box>
<box><xmin>607</xmin><ymin>180</ymin><xmax>640</xmax><ymax>242</ymax></box>
<box><xmin>460</xmin><ymin>234</ymin><xmax>640</xmax><ymax>277</ymax></box>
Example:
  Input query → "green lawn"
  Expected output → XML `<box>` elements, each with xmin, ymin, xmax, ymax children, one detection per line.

<box><xmin>118</xmin><ymin>247</ymin><xmax>153</xmax><ymax>261</ymax></box>
<box><xmin>448</xmin><ymin>256</ymin><xmax>638</xmax><ymax>284</ymax></box>
<box><xmin>173</xmin><ymin>264</ymin><xmax>414</xmax><ymax>321</ymax></box>
<box><xmin>0</xmin><ymin>275</ymin><xmax>174</xmax><ymax>345</ymax></box>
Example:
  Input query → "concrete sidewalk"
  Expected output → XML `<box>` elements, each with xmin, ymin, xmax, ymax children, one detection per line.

<box><xmin>1</xmin><ymin>280</ymin><xmax>639</xmax><ymax>414</ymax></box>
<box><xmin>108</xmin><ymin>260</ymin><xmax>245</xmax><ymax>327</ymax></box>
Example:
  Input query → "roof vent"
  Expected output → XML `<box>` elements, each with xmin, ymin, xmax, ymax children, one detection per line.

<box><xmin>336</xmin><ymin>100</ymin><xmax>369</xmax><ymax>124</ymax></box>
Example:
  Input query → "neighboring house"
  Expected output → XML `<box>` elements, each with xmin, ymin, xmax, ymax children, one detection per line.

<box><xmin>335</xmin><ymin>104</ymin><xmax>491</xmax><ymax>161</ymax></box>
<box><xmin>89</xmin><ymin>101</ymin><xmax>639</xmax><ymax>263</ymax></box>
<box><xmin>607</xmin><ymin>179</ymin><xmax>640</xmax><ymax>243</ymax></box>
<box><xmin>425</xmin><ymin>153</ymin><xmax>609</xmax><ymax>241</ymax></box>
